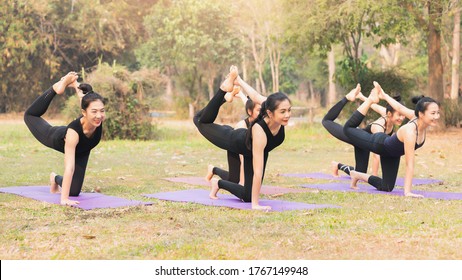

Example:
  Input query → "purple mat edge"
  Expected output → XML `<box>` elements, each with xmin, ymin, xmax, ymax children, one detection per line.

<box><xmin>280</xmin><ymin>172</ymin><xmax>443</xmax><ymax>186</ymax></box>
<box><xmin>0</xmin><ymin>186</ymin><xmax>152</xmax><ymax>210</ymax></box>
<box><xmin>299</xmin><ymin>182</ymin><xmax>462</xmax><ymax>200</ymax></box>
<box><xmin>144</xmin><ymin>189</ymin><xmax>340</xmax><ymax>212</ymax></box>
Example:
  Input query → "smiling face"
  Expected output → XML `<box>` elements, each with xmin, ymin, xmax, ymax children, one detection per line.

<box><xmin>267</xmin><ymin>99</ymin><xmax>292</xmax><ymax>126</ymax></box>
<box><xmin>82</xmin><ymin>100</ymin><xmax>105</xmax><ymax>127</ymax></box>
<box><xmin>419</xmin><ymin>102</ymin><xmax>440</xmax><ymax>126</ymax></box>
<box><xmin>388</xmin><ymin>111</ymin><xmax>405</xmax><ymax>126</ymax></box>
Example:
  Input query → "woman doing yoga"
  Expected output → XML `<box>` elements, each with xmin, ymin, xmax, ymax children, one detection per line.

<box><xmin>193</xmin><ymin>66</ymin><xmax>291</xmax><ymax>210</ymax></box>
<box><xmin>24</xmin><ymin>72</ymin><xmax>105</xmax><ymax>206</ymax></box>
<box><xmin>323</xmin><ymin>84</ymin><xmax>405</xmax><ymax>177</ymax></box>
<box><xmin>205</xmin><ymin>94</ymin><xmax>261</xmax><ymax>185</ymax></box>
<box><xmin>343</xmin><ymin>82</ymin><xmax>440</xmax><ymax>197</ymax></box>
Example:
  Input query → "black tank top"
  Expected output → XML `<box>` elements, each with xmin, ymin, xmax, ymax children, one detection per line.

<box><xmin>364</xmin><ymin>116</ymin><xmax>393</xmax><ymax>136</ymax></box>
<box><xmin>256</xmin><ymin>118</ymin><xmax>285</xmax><ymax>153</ymax></box>
<box><xmin>383</xmin><ymin>121</ymin><xmax>425</xmax><ymax>157</ymax></box>
<box><xmin>66</xmin><ymin>116</ymin><xmax>102</xmax><ymax>155</ymax></box>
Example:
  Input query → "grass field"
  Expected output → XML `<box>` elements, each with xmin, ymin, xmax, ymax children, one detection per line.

<box><xmin>0</xmin><ymin>117</ymin><xmax>461</xmax><ymax>260</ymax></box>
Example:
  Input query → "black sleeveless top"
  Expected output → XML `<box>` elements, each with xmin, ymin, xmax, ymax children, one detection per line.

<box><xmin>256</xmin><ymin>118</ymin><xmax>285</xmax><ymax>154</ymax></box>
<box><xmin>383</xmin><ymin>121</ymin><xmax>425</xmax><ymax>157</ymax></box>
<box><xmin>66</xmin><ymin>116</ymin><xmax>102</xmax><ymax>155</ymax></box>
<box><xmin>364</xmin><ymin>116</ymin><xmax>394</xmax><ymax>136</ymax></box>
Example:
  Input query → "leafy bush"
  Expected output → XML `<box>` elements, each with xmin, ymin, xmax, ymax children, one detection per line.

<box><xmin>442</xmin><ymin>99</ymin><xmax>462</xmax><ymax>127</ymax></box>
<box><xmin>335</xmin><ymin>62</ymin><xmax>415</xmax><ymax>123</ymax></box>
<box><xmin>63</xmin><ymin>62</ymin><xmax>158</xmax><ymax>140</ymax></box>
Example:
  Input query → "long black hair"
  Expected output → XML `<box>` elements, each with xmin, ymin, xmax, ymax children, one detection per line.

<box><xmin>411</xmin><ymin>95</ymin><xmax>439</xmax><ymax>117</ymax></box>
<box><xmin>245</xmin><ymin>92</ymin><xmax>291</xmax><ymax>150</ymax></box>
<box><xmin>78</xmin><ymin>83</ymin><xmax>105</xmax><ymax>110</ymax></box>
<box><xmin>245</xmin><ymin>96</ymin><xmax>256</xmax><ymax>116</ymax></box>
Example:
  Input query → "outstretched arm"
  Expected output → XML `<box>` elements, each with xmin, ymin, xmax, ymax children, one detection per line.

<box><xmin>61</xmin><ymin>129</ymin><xmax>80</xmax><ymax>205</ymax></box>
<box><xmin>402</xmin><ymin>126</ymin><xmax>423</xmax><ymax>198</ymax></box>
<box><xmin>374</xmin><ymin>82</ymin><xmax>415</xmax><ymax>120</ymax></box>
<box><xmin>250</xmin><ymin>125</ymin><xmax>270</xmax><ymax>210</ymax></box>
<box><xmin>236</xmin><ymin>76</ymin><xmax>267</xmax><ymax>105</ymax></box>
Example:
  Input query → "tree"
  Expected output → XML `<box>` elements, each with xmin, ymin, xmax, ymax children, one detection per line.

<box><xmin>450</xmin><ymin>0</ymin><xmax>460</xmax><ymax>99</ymax></box>
<box><xmin>0</xmin><ymin>0</ymin><xmax>57</xmax><ymax>112</ymax></box>
<box><xmin>136</xmin><ymin>0</ymin><xmax>241</xmax><ymax>113</ymax></box>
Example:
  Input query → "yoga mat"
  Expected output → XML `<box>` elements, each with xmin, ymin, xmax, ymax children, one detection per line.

<box><xmin>300</xmin><ymin>182</ymin><xmax>462</xmax><ymax>200</ymax></box>
<box><xmin>281</xmin><ymin>172</ymin><xmax>443</xmax><ymax>186</ymax></box>
<box><xmin>164</xmin><ymin>177</ymin><xmax>311</xmax><ymax>195</ymax></box>
<box><xmin>0</xmin><ymin>186</ymin><xmax>152</xmax><ymax>210</ymax></box>
<box><xmin>144</xmin><ymin>189</ymin><xmax>340</xmax><ymax>212</ymax></box>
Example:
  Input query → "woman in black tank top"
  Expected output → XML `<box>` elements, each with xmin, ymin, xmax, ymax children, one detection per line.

<box><xmin>206</xmin><ymin>94</ymin><xmax>261</xmax><ymax>185</ymax></box>
<box><xmin>323</xmin><ymin>84</ymin><xmax>405</xmax><ymax>178</ymax></box>
<box><xmin>24</xmin><ymin>72</ymin><xmax>105</xmax><ymax>206</ymax></box>
<box><xmin>343</xmin><ymin>82</ymin><xmax>440</xmax><ymax>197</ymax></box>
<box><xmin>193</xmin><ymin>66</ymin><xmax>291</xmax><ymax>210</ymax></box>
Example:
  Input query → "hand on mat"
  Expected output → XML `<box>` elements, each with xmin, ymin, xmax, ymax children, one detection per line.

<box><xmin>404</xmin><ymin>192</ymin><xmax>424</xmax><ymax>198</ymax></box>
<box><xmin>61</xmin><ymin>198</ymin><xmax>80</xmax><ymax>206</ymax></box>
<box><xmin>252</xmin><ymin>204</ymin><xmax>271</xmax><ymax>211</ymax></box>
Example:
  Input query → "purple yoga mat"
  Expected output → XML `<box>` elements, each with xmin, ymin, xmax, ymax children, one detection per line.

<box><xmin>0</xmin><ymin>186</ymin><xmax>152</xmax><ymax>210</ymax></box>
<box><xmin>164</xmin><ymin>177</ymin><xmax>311</xmax><ymax>195</ymax></box>
<box><xmin>144</xmin><ymin>189</ymin><xmax>339</xmax><ymax>212</ymax></box>
<box><xmin>281</xmin><ymin>172</ymin><xmax>443</xmax><ymax>186</ymax></box>
<box><xmin>300</xmin><ymin>182</ymin><xmax>462</xmax><ymax>200</ymax></box>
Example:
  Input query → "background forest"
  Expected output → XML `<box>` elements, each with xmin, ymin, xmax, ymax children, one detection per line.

<box><xmin>1</xmin><ymin>0</ymin><xmax>461</xmax><ymax>139</ymax></box>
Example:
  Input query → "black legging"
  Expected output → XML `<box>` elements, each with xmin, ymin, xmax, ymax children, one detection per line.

<box><xmin>322</xmin><ymin>97</ymin><xmax>370</xmax><ymax>174</ymax></box>
<box><xmin>213</xmin><ymin>151</ymin><xmax>241</xmax><ymax>183</ymax></box>
<box><xmin>24</xmin><ymin>87</ymin><xmax>89</xmax><ymax>196</ymax></box>
<box><xmin>193</xmin><ymin>89</ymin><xmax>265</xmax><ymax>202</ymax></box>
<box><xmin>343</xmin><ymin>110</ymin><xmax>400</xmax><ymax>192</ymax></box>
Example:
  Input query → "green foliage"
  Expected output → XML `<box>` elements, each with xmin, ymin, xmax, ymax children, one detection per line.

<box><xmin>0</xmin><ymin>0</ymin><xmax>58</xmax><ymax>112</ymax></box>
<box><xmin>442</xmin><ymin>99</ymin><xmax>462</xmax><ymax>127</ymax></box>
<box><xmin>64</xmin><ymin>62</ymin><xmax>155</xmax><ymax>140</ymax></box>
<box><xmin>135</xmin><ymin>0</ymin><xmax>242</xmax><ymax>105</ymax></box>
<box><xmin>336</xmin><ymin>64</ymin><xmax>415</xmax><ymax>123</ymax></box>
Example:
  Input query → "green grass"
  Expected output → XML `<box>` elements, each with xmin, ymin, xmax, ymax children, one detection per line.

<box><xmin>0</xmin><ymin>120</ymin><xmax>461</xmax><ymax>260</ymax></box>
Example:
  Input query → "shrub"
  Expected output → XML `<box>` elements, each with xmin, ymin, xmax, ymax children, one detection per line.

<box><xmin>442</xmin><ymin>99</ymin><xmax>462</xmax><ymax>127</ymax></box>
<box><xmin>63</xmin><ymin>62</ymin><xmax>156</xmax><ymax>140</ymax></box>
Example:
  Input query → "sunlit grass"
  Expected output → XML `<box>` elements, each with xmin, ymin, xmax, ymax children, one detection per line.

<box><xmin>0</xmin><ymin>120</ymin><xmax>461</xmax><ymax>260</ymax></box>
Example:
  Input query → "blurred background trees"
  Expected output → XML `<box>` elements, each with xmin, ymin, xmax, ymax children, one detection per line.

<box><xmin>1</xmin><ymin>0</ymin><xmax>461</xmax><ymax>138</ymax></box>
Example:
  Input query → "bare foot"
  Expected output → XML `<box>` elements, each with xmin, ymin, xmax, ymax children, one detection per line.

<box><xmin>205</xmin><ymin>164</ymin><xmax>214</xmax><ymax>182</ymax></box>
<box><xmin>252</xmin><ymin>204</ymin><xmax>271</xmax><ymax>211</ymax></box>
<box><xmin>349</xmin><ymin>170</ymin><xmax>360</xmax><ymax>190</ymax></box>
<box><xmin>346</xmin><ymin>83</ymin><xmax>361</xmax><ymax>102</ymax></box>
<box><xmin>224</xmin><ymin>85</ymin><xmax>241</xmax><ymax>102</ymax></box>
<box><xmin>49</xmin><ymin>172</ymin><xmax>60</xmax><ymax>194</ymax></box>
<box><xmin>220</xmin><ymin>66</ymin><xmax>238</xmax><ymax>92</ymax></box>
<box><xmin>368</xmin><ymin>87</ymin><xmax>380</xmax><ymax>104</ymax></box>
<box><xmin>209</xmin><ymin>178</ymin><xmax>219</xmax><ymax>199</ymax></box>
<box><xmin>357</xmin><ymin>92</ymin><xmax>367</xmax><ymax>102</ymax></box>
<box><xmin>53</xmin><ymin>72</ymin><xmax>78</xmax><ymax>94</ymax></box>
<box><xmin>331</xmin><ymin>161</ymin><xmax>339</xmax><ymax>177</ymax></box>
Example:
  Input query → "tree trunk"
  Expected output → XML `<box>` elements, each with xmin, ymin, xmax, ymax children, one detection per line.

<box><xmin>327</xmin><ymin>50</ymin><xmax>337</xmax><ymax>107</ymax></box>
<box><xmin>250</xmin><ymin>29</ymin><xmax>266</xmax><ymax>95</ymax></box>
<box><xmin>427</xmin><ymin>1</ymin><xmax>445</xmax><ymax>103</ymax></box>
<box><xmin>451</xmin><ymin>1</ymin><xmax>460</xmax><ymax>100</ymax></box>
<box><xmin>427</xmin><ymin>0</ymin><xmax>446</xmax><ymax>128</ymax></box>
